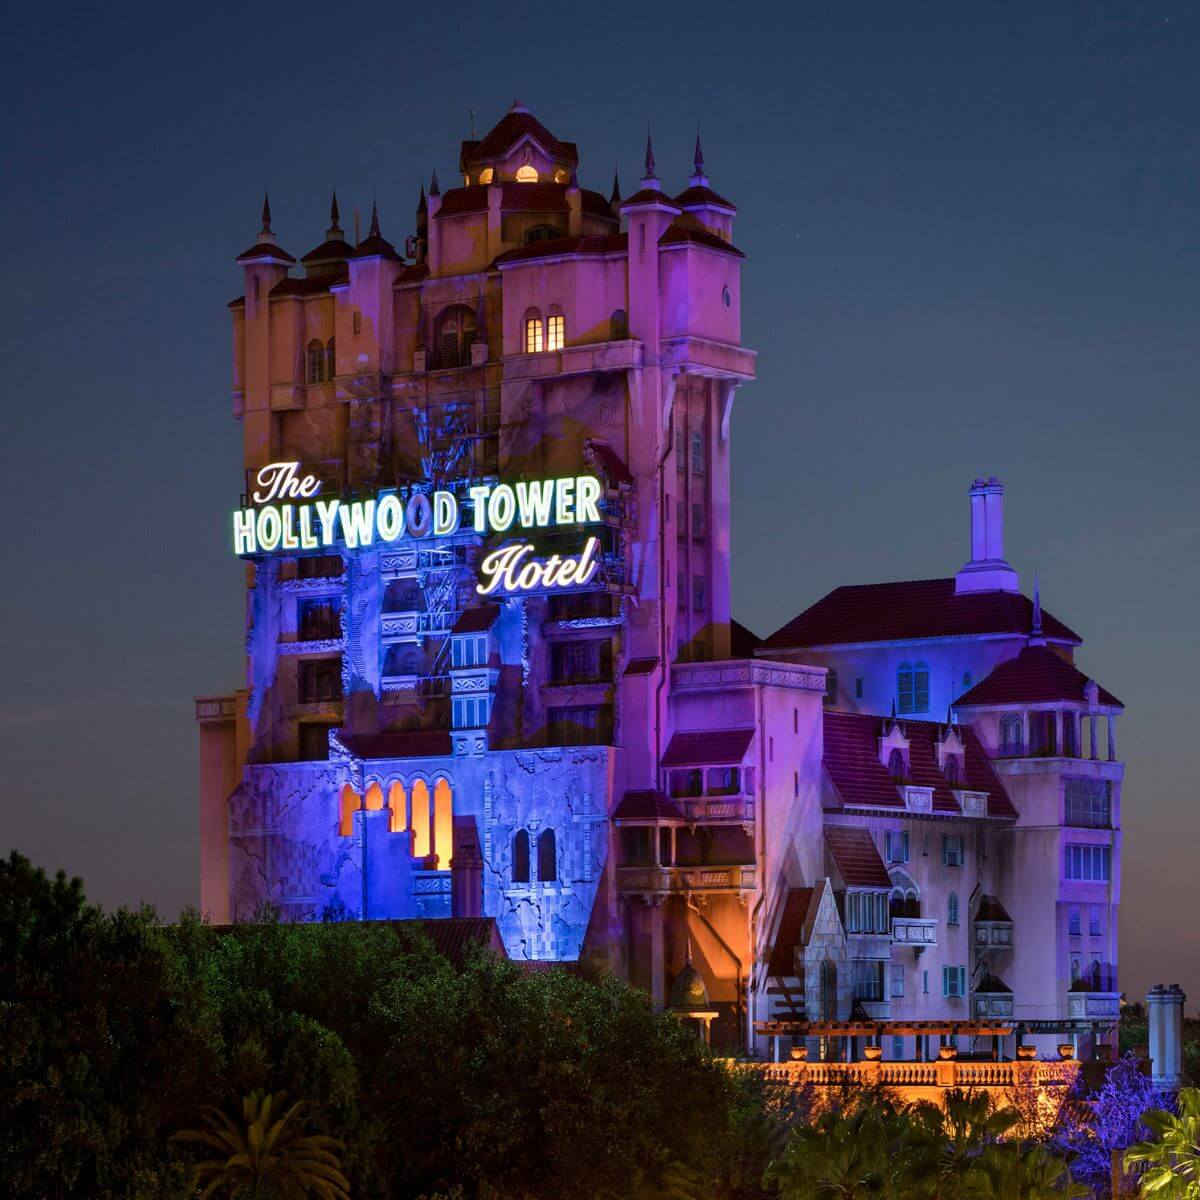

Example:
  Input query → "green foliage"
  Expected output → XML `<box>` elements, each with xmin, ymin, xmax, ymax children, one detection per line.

<box><xmin>1125</xmin><ymin>1087</ymin><xmax>1200</xmax><ymax>1199</ymax></box>
<box><xmin>172</xmin><ymin>1089</ymin><xmax>350</xmax><ymax>1200</ymax></box>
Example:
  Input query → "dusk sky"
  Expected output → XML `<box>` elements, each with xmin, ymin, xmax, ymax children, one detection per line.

<box><xmin>2</xmin><ymin>2</ymin><xmax>1197</xmax><ymax>1003</ymax></box>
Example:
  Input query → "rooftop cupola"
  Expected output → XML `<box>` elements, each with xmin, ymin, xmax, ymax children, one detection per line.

<box><xmin>351</xmin><ymin>200</ymin><xmax>401</xmax><ymax>261</ymax></box>
<box><xmin>235</xmin><ymin>192</ymin><xmax>296</xmax><ymax>265</ymax></box>
<box><xmin>674</xmin><ymin>130</ymin><xmax>737</xmax><ymax>240</ymax></box>
<box><xmin>954</xmin><ymin>476</ymin><xmax>1020</xmax><ymax>595</ymax></box>
<box><xmin>300</xmin><ymin>190</ymin><xmax>355</xmax><ymax>277</ymax></box>
<box><xmin>458</xmin><ymin>103</ymin><xmax>579</xmax><ymax>185</ymax></box>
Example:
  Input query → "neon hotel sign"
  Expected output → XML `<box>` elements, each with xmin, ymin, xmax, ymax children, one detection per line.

<box><xmin>233</xmin><ymin>462</ymin><xmax>603</xmax><ymax>595</ymax></box>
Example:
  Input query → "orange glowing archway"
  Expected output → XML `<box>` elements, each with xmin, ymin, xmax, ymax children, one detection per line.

<box><xmin>410</xmin><ymin>780</ymin><xmax>431</xmax><ymax>858</ymax></box>
<box><xmin>387</xmin><ymin>781</ymin><xmax>407</xmax><ymax>834</ymax></box>
<box><xmin>433</xmin><ymin>778</ymin><xmax>453</xmax><ymax>870</ymax></box>
<box><xmin>338</xmin><ymin>784</ymin><xmax>361</xmax><ymax>837</ymax></box>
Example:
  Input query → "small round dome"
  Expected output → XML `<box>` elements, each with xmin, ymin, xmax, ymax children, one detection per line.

<box><xmin>669</xmin><ymin>961</ymin><xmax>710</xmax><ymax>1012</ymax></box>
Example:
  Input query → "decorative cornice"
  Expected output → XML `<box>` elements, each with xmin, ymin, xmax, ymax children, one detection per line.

<box><xmin>672</xmin><ymin>659</ymin><xmax>826</xmax><ymax>693</ymax></box>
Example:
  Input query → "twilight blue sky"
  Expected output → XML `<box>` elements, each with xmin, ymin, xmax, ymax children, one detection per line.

<box><xmin>1</xmin><ymin>1</ymin><xmax>1197</xmax><ymax>1002</ymax></box>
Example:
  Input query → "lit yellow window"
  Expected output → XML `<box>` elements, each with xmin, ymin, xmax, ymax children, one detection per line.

<box><xmin>524</xmin><ymin>317</ymin><xmax>543</xmax><ymax>354</ymax></box>
<box><xmin>553</xmin><ymin>168</ymin><xmax>568</xmax><ymax>183</ymax></box>
<box><xmin>479</xmin><ymin>168</ymin><xmax>494</xmax><ymax>184</ymax></box>
<box><xmin>515</xmin><ymin>164</ymin><xmax>538</xmax><ymax>183</ymax></box>
<box><xmin>546</xmin><ymin>314</ymin><xmax>564</xmax><ymax>351</ymax></box>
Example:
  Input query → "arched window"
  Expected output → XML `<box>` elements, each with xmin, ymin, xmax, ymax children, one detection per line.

<box><xmin>545</xmin><ymin>306</ymin><xmax>564</xmax><ymax>351</ymax></box>
<box><xmin>324</xmin><ymin>337</ymin><xmax>336</xmax><ymax>381</ymax></box>
<box><xmin>523</xmin><ymin>308</ymin><xmax>543</xmax><ymax>354</ymax></box>
<box><xmin>944</xmin><ymin>755</ymin><xmax>962</xmax><ymax>786</ymax></box>
<box><xmin>947</xmin><ymin>892</ymin><xmax>959</xmax><ymax>926</ymax></box>
<box><xmin>515</xmin><ymin>164</ymin><xmax>538</xmax><ymax>182</ymax></box>
<box><xmin>1000</xmin><ymin>713</ymin><xmax>1023</xmax><ymax>757</ymax></box>
<box><xmin>410</xmin><ymin>780</ymin><xmax>431</xmax><ymax>858</ymax></box>
<box><xmin>338</xmin><ymin>785</ymin><xmax>360</xmax><ymax>838</ymax></box>
<box><xmin>401</xmin><ymin>649</ymin><xmax>418</xmax><ymax>676</ymax></box>
<box><xmin>306</xmin><ymin>339</ymin><xmax>326</xmax><ymax>384</ymax></box>
<box><xmin>897</xmin><ymin>661</ymin><xmax>930</xmax><ymax>714</ymax></box>
<box><xmin>401</xmin><ymin>586</ymin><xmax>420</xmax><ymax>610</ymax></box>
<box><xmin>435</xmin><ymin>305</ymin><xmax>477</xmax><ymax>369</ymax></box>
<box><xmin>887</xmin><ymin>748</ymin><xmax>906</xmax><ymax>781</ymax></box>
<box><xmin>610</xmin><ymin>309</ymin><xmax>629</xmax><ymax>340</ymax></box>
<box><xmin>537</xmin><ymin>829</ymin><xmax>557</xmax><ymax>882</ymax></box>
<box><xmin>432</xmin><ymin>779</ymin><xmax>452</xmax><ymax>870</ymax></box>
<box><xmin>513</xmin><ymin>829</ymin><xmax>530</xmax><ymax>883</ymax></box>
<box><xmin>387</xmin><ymin>782</ymin><xmax>407</xmax><ymax>834</ymax></box>
<box><xmin>690</xmin><ymin>431</ymin><xmax>705</xmax><ymax>474</ymax></box>
<box><xmin>364</xmin><ymin>782</ymin><xmax>384</xmax><ymax>811</ymax></box>
<box><xmin>824</xmin><ymin>669</ymin><xmax>838</xmax><ymax>708</ymax></box>
<box><xmin>402</xmin><ymin>713</ymin><xmax>420</xmax><ymax>732</ymax></box>
<box><xmin>525</xmin><ymin>224</ymin><xmax>564</xmax><ymax>244</ymax></box>
<box><xmin>479</xmin><ymin>167</ymin><xmax>494</xmax><ymax>185</ymax></box>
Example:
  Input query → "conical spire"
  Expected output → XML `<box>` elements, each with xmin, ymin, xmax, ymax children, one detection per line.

<box><xmin>642</xmin><ymin>133</ymin><xmax>657</xmax><ymax>183</ymax></box>
<box><xmin>417</xmin><ymin>180</ymin><xmax>427</xmax><ymax>213</ymax></box>
<box><xmin>330</xmin><ymin>189</ymin><xmax>340</xmax><ymax>227</ymax></box>
<box><xmin>368</xmin><ymin>199</ymin><xmax>381</xmax><ymax>239</ymax></box>
<box><xmin>260</xmin><ymin>192</ymin><xmax>273</xmax><ymax>236</ymax></box>
<box><xmin>610</xmin><ymin>164</ymin><xmax>621</xmax><ymax>204</ymax></box>
<box><xmin>429</xmin><ymin>169</ymin><xmax>440</xmax><ymax>197</ymax></box>
<box><xmin>690</xmin><ymin>128</ymin><xmax>709</xmax><ymax>187</ymax></box>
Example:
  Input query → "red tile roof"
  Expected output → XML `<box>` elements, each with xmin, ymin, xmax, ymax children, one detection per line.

<box><xmin>658</xmin><ymin>225</ymin><xmax>744</xmax><ymax>257</ymax></box>
<box><xmin>451</xmin><ymin>604</ymin><xmax>499</xmax><ymax>635</ymax></box>
<box><xmin>269</xmin><ymin>271</ymin><xmax>348</xmax><ymax>298</ymax></box>
<box><xmin>767</xmin><ymin>887</ymin><xmax>815</xmax><ymax>976</ymax></box>
<box><xmin>662</xmin><ymin>728</ymin><xmax>755</xmax><ymax>768</ymax></box>
<box><xmin>402</xmin><ymin>917</ymin><xmax>506</xmax><ymax>965</ymax></box>
<box><xmin>623</xmin><ymin>657</ymin><xmax>660</xmax><ymax>677</ymax></box>
<box><xmin>955</xmin><ymin>645</ymin><xmax>1121</xmax><ymax>708</ymax></box>
<box><xmin>460</xmin><ymin>110</ymin><xmax>579</xmax><ymax>169</ymax></box>
<box><xmin>824</xmin><ymin>825</ymin><xmax>893</xmax><ymax>889</ymax></box>
<box><xmin>674</xmin><ymin>184</ymin><xmax>736</xmax><ymax>212</ymax></box>
<box><xmin>584</xmin><ymin>438</ymin><xmax>634</xmax><ymax>485</ymax></box>
<box><xmin>822</xmin><ymin>711</ymin><xmax>1017</xmax><ymax>819</ymax></box>
<box><xmin>236</xmin><ymin>240</ymin><xmax>296</xmax><ymax>264</ymax></box>
<box><xmin>338</xmin><ymin>731</ymin><xmax>452</xmax><ymax>760</ymax></box>
<box><xmin>730</xmin><ymin>620</ymin><xmax>762</xmax><ymax>658</ymax></box>
<box><xmin>436</xmin><ymin>185</ymin><xmax>489</xmax><ymax>216</ymax></box>
<box><xmin>350</xmin><ymin>232</ymin><xmax>402</xmax><ymax>261</ymax></box>
<box><xmin>612</xmin><ymin>790</ymin><xmax>684</xmax><ymax>822</ymax></box>
<box><xmin>501</xmin><ymin>181</ymin><xmax>570</xmax><ymax>212</ymax></box>
<box><xmin>763</xmin><ymin>578</ymin><xmax>1080</xmax><ymax>649</ymax></box>
<box><xmin>299</xmin><ymin>237</ymin><xmax>355</xmax><ymax>264</ymax></box>
<box><xmin>581</xmin><ymin>188</ymin><xmax>618</xmax><ymax>220</ymax></box>
<box><xmin>621</xmin><ymin>188</ymin><xmax>682</xmax><ymax>211</ymax></box>
<box><xmin>493</xmin><ymin>233</ymin><xmax>627</xmax><ymax>266</ymax></box>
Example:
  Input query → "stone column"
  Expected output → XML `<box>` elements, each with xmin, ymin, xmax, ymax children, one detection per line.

<box><xmin>1089</xmin><ymin>714</ymin><xmax>1098</xmax><ymax>760</ymax></box>
<box><xmin>1147</xmin><ymin>984</ymin><xmax>1186</xmax><ymax>1088</ymax></box>
<box><xmin>1108</xmin><ymin>716</ymin><xmax>1117</xmax><ymax>762</ymax></box>
<box><xmin>649</xmin><ymin>897</ymin><xmax>666</xmax><ymax>1009</ymax></box>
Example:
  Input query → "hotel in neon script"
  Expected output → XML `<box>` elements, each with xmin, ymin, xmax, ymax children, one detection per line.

<box><xmin>198</xmin><ymin>104</ymin><xmax>1123</xmax><ymax>1056</ymax></box>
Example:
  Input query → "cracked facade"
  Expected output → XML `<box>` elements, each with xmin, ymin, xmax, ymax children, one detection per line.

<box><xmin>198</xmin><ymin>104</ymin><xmax>1124</xmax><ymax>1056</ymax></box>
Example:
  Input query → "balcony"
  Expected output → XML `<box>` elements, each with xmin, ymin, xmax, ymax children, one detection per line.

<box><xmin>891</xmin><ymin>917</ymin><xmax>938</xmax><ymax>949</ymax></box>
<box><xmin>617</xmin><ymin>864</ymin><xmax>757</xmax><ymax>897</ymax></box>
<box><xmin>972</xmin><ymin>974</ymin><xmax>1015</xmax><ymax>1019</ymax></box>
<box><xmin>680</xmin><ymin>796</ymin><xmax>755</xmax><ymax>824</ymax></box>
<box><xmin>974</xmin><ymin>920</ymin><xmax>1014</xmax><ymax>952</ymax></box>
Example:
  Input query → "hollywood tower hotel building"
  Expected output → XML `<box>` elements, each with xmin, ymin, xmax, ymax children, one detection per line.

<box><xmin>198</xmin><ymin>105</ymin><xmax>1124</xmax><ymax>1054</ymax></box>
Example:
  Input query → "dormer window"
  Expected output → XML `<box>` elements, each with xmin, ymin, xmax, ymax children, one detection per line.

<box><xmin>944</xmin><ymin>755</ymin><xmax>962</xmax><ymax>786</ymax></box>
<box><xmin>553</xmin><ymin>168</ymin><xmax>569</xmax><ymax>184</ymax></box>
<box><xmin>515</xmin><ymin>164</ymin><xmax>538</xmax><ymax>183</ymax></box>
<box><xmin>479</xmin><ymin>167</ymin><xmax>494</xmax><ymax>184</ymax></box>
<box><xmin>887</xmin><ymin>748</ymin><xmax>906</xmax><ymax>781</ymax></box>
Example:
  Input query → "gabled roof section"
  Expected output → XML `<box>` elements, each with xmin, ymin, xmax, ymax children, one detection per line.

<box><xmin>658</xmin><ymin>225</ymin><xmax>744</xmax><ymax>257</ymax></box>
<box><xmin>661</xmin><ymin>728</ymin><xmax>755</xmax><ymax>769</ymax></box>
<box><xmin>955</xmin><ymin>645</ymin><xmax>1122</xmax><ymax>709</ymax></box>
<box><xmin>976</xmin><ymin>895</ymin><xmax>1013</xmax><ymax>923</ymax></box>
<box><xmin>460</xmin><ymin>108</ymin><xmax>579</xmax><ymax>171</ymax></box>
<box><xmin>730</xmin><ymin>620</ymin><xmax>762</xmax><ymax>658</ymax></box>
<box><xmin>822</xmin><ymin>711</ymin><xmax>1017</xmax><ymax>819</ymax></box>
<box><xmin>299</xmin><ymin>237</ymin><xmax>355</xmax><ymax>265</ymax></box>
<box><xmin>674</xmin><ymin>183</ymin><xmax>736</xmax><ymax>212</ymax></box>
<box><xmin>236</xmin><ymin>240</ymin><xmax>296</xmax><ymax>264</ymax></box>
<box><xmin>612</xmin><ymin>790</ymin><xmax>684</xmax><ymax>822</ymax></box>
<box><xmin>824</xmin><ymin>825</ymin><xmax>893</xmax><ymax>889</ymax></box>
<box><xmin>767</xmin><ymin>887</ymin><xmax>816</xmax><ymax>976</ymax></box>
<box><xmin>451</xmin><ymin>604</ymin><xmax>499</xmax><ymax>635</ymax></box>
<box><xmin>763</xmin><ymin>578</ymin><xmax>1080</xmax><ymax>650</ymax></box>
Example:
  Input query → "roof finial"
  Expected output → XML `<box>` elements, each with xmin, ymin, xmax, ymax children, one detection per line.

<box><xmin>610</xmin><ymin>162</ymin><xmax>621</xmax><ymax>204</ymax></box>
<box><xmin>330</xmin><ymin>188</ymin><xmax>341</xmax><ymax>229</ymax></box>
<box><xmin>1030</xmin><ymin>574</ymin><xmax>1045</xmax><ymax>645</ymax></box>
<box><xmin>260</xmin><ymin>191</ymin><xmax>273</xmax><ymax>235</ymax></box>
<box><xmin>368</xmin><ymin>198</ymin><xmax>381</xmax><ymax>239</ymax></box>
<box><xmin>429</xmin><ymin>169</ymin><xmax>440</xmax><ymax>197</ymax></box>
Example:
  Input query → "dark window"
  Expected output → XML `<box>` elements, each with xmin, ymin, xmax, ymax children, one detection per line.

<box><xmin>306</xmin><ymin>339</ymin><xmax>326</xmax><ymax>383</ymax></box>
<box><xmin>547</xmin><ymin>591</ymin><xmax>615</xmax><ymax>621</ymax></box>
<box><xmin>947</xmin><ymin>892</ymin><xmax>959</xmax><ymax>925</ymax></box>
<box><xmin>897</xmin><ymin>662</ymin><xmax>929</xmax><ymax>714</ymax></box>
<box><xmin>298</xmin><ymin>723</ymin><xmax>332</xmax><ymax>761</ymax></box>
<box><xmin>435</xmin><ymin>305</ymin><xmax>477</xmax><ymax>368</ymax></box>
<box><xmin>887</xmin><ymin>748</ymin><xmax>906</xmax><ymax>781</ymax></box>
<box><xmin>549</xmin><ymin>639</ymin><xmax>613</xmax><ymax>685</ymax></box>
<box><xmin>691</xmin><ymin>502</ymin><xmax>705</xmax><ymax>541</ymax></box>
<box><xmin>297</xmin><ymin>554</ymin><xmax>342</xmax><ymax>579</ymax></box>
<box><xmin>851</xmin><ymin>959</ymin><xmax>885</xmax><ymax>1001</ymax></box>
<box><xmin>537</xmin><ymin>829</ymin><xmax>557</xmax><ymax>882</ymax></box>
<box><xmin>855</xmin><ymin>677</ymin><xmax>864</xmax><ymax>699</ymax></box>
<box><xmin>298</xmin><ymin>599</ymin><xmax>340</xmax><ymax>641</ymax></box>
<box><xmin>944</xmin><ymin>755</ymin><xmax>962</xmax><ymax>786</ymax></box>
<box><xmin>610</xmin><ymin>308</ymin><xmax>629</xmax><ymax>339</ymax></box>
<box><xmin>547</xmin><ymin>704</ymin><xmax>613</xmax><ymax>746</ymax></box>
<box><xmin>513</xmin><ymin>830</ymin><xmax>530</xmax><ymax>884</ymax></box>
<box><xmin>298</xmin><ymin>657</ymin><xmax>341</xmax><ymax>703</ymax></box>
<box><xmin>1030</xmin><ymin>711</ymin><xmax>1057</xmax><ymax>756</ymax></box>
<box><xmin>690</xmin><ymin>431</ymin><xmax>704</xmax><ymax>474</ymax></box>
<box><xmin>1065</xmin><ymin>779</ymin><xmax>1112</xmax><ymax>828</ymax></box>
<box><xmin>824</xmin><ymin>669</ymin><xmax>838</xmax><ymax>707</ymax></box>
<box><xmin>1000</xmin><ymin>713</ymin><xmax>1023</xmax><ymax>756</ymax></box>
<box><xmin>1068</xmin><ymin>905</ymin><xmax>1081</xmax><ymax>936</ymax></box>
<box><xmin>324</xmin><ymin>337</ymin><xmax>336</xmax><ymax>381</ymax></box>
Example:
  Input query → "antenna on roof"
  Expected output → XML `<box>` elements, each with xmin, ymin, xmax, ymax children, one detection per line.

<box><xmin>469</xmin><ymin>108</ymin><xmax>476</xmax><ymax>139</ymax></box>
<box><xmin>353</xmin><ymin>204</ymin><xmax>361</xmax><ymax>245</ymax></box>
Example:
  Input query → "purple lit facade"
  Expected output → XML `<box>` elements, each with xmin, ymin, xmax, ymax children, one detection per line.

<box><xmin>198</xmin><ymin>105</ymin><xmax>1122</xmax><ymax>1055</ymax></box>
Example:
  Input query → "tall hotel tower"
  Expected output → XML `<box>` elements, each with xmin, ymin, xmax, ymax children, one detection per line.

<box><xmin>200</xmin><ymin>105</ymin><xmax>1124</xmax><ymax>1056</ymax></box>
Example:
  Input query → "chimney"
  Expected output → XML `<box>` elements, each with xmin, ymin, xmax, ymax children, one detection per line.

<box><xmin>954</xmin><ymin>476</ymin><xmax>1019</xmax><ymax>595</ymax></box>
<box><xmin>1147</xmin><ymin>983</ymin><xmax>1186</xmax><ymax>1089</ymax></box>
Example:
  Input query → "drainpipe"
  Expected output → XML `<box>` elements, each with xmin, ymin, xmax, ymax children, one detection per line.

<box><xmin>748</xmin><ymin>676</ymin><xmax>768</xmax><ymax>1050</ymax></box>
<box><xmin>652</xmin><ymin>375</ymin><xmax>676</xmax><ymax>785</ymax></box>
